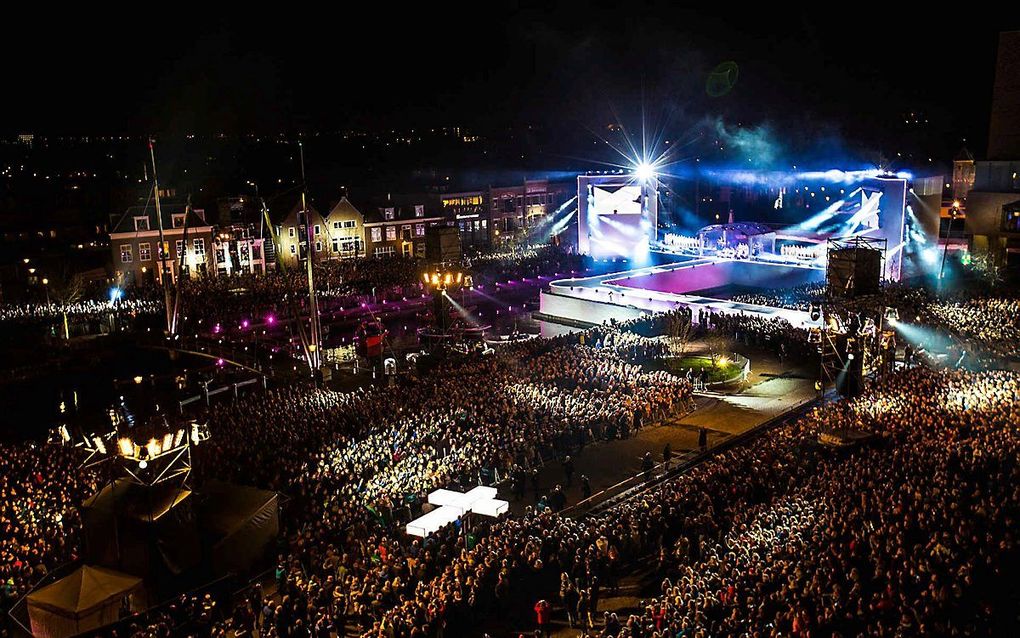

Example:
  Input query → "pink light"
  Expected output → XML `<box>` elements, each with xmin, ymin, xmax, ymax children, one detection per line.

<box><xmin>216</xmin><ymin>358</ymin><xmax>224</xmax><ymax>366</ymax></box>
<box><xmin>241</xmin><ymin>319</ymin><xmax>250</xmax><ymax>329</ymax></box>
<box><xmin>266</xmin><ymin>314</ymin><xmax>276</xmax><ymax>325</ymax></box>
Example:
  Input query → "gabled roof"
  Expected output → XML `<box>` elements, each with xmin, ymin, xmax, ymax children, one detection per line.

<box><xmin>954</xmin><ymin>147</ymin><xmax>975</xmax><ymax>162</ymax></box>
<box><xmin>110</xmin><ymin>202</ymin><xmax>208</xmax><ymax>234</ymax></box>
<box><xmin>272</xmin><ymin>198</ymin><xmax>324</xmax><ymax>225</ymax></box>
<box><xmin>326</xmin><ymin>196</ymin><xmax>364</xmax><ymax>220</ymax></box>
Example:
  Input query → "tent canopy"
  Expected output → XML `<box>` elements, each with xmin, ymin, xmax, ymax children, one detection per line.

<box><xmin>197</xmin><ymin>481</ymin><xmax>279</xmax><ymax>576</ymax></box>
<box><xmin>199</xmin><ymin>481</ymin><xmax>277</xmax><ymax>538</ymax></box>
<box><xmin>83</xmin><ymin>479</ymin><xmax>192</xmax><ymax>522</ymax></box>
<box><xmin>27</xmin><ymin>566</ymin><xmax>141</xmax><ymax>618</ymax></box>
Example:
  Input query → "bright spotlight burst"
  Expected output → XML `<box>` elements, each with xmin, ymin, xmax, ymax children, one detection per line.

<box><xmin>635</xmin><ymin>162</ymin><xmax>655</xmax><ymax>181</ymax></box>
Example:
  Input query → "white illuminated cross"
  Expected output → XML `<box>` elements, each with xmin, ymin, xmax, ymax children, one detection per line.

<box><xmin>405</xmin><ymin>486</ymin><xmax>509</xmax><ymax>537</ymax></box>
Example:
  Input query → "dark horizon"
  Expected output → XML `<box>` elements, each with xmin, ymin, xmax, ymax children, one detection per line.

<box><xmin>3</xmin><ymin>7</ymin><xmax>1015</xmax><ymax>161</ymax></box>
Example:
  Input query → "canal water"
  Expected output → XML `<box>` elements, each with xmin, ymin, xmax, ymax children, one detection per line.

<box><xmin>0</xmin><ymin>340</ymin><xmax>219</xmax><ymax>440</ymax></box>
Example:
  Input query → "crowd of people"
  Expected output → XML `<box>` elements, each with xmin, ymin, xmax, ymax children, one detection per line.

<box><xmin>923</xmin><ymin>296</ymin><xmax>1020</xmax><ymax>359</ymax></box>
<box><xmin>0</xmin><ymin>298</ymin><xmax>161</xmax><ymax>326</ymax></box>
<box><xmin>359</xmin><ymin>366</ymin><xmax>1020</xmax><ymax>637</ymax></box>
<box><xmin>172</xmin><ymin>257</ymin><xmax>425</xmax><ymax>329</ymax></box>
<box><xmin>468</xmin><ymin>245</ymin><xmax>587</xmax><ymax>283</ymax></box>
<box><xmin>0</xmin><ymin>443</ymin><xmax>97</xmax><ymax>607</ymax></box>
<box><xmin>728</xmin><ymin>279</ymin><xmax>1020</xmax><ymax>360</ymax></box>
<box><xmin>729</xmin><ymin>282</ymin><xmax>826</xmax><ymax>311</ymax></box>
<box><xmin>4</xmin><ymin>244</ymin><xmax>1020</xmax><ymax>638</ymax></box>
<box><xmin>94</xmin><ymin>327</ymin><xmax>690</xmax><ymax>637</ymax></box>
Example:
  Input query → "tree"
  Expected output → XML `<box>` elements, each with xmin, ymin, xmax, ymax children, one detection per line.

<box><xmin>665</xmin><ymin>311</ymin><xmax>693</xmax><ymax>359</ymax></box>
<box><xmin>49</xmin><ymin>273</ymin><xmax>88</xmax><ymax>340</ymax></box>
<box><xmin>704</xmin><ymin>332</ymin><xmax>729</xmax><ymax>367</ymax></box>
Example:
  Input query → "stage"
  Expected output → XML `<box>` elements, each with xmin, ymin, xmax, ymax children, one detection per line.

<box><xmin>539</xmin><ymin>255</ymin><xmax>824</xmax><ymax>327</ymax></box>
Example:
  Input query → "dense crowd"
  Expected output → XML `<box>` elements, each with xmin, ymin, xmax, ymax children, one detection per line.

<box><xmin>5</xmin><ymin>251</ymin><xmax>1020</xmax><ymax>638</ymax></box>
<box><xmin>468</xmin><ymin>245</ymin><xmax>586</xmax><ymax>283</ymax></box>
<box><xmin>728</xmin><ymin>281</ymin><xmax>1020</xmax><ymax>361</ymax></box>
<box><xmin>0</xmin><ymin>298</ymin><xmax>161</xmax><ymax>325</ymax></box>
<box><xmin>45</xmin><ymin>327</ymin><xmax>686</xmax><ymax>637</ymax></box>
<box><xmin>923</xmin><ymin>296</ymin><xmax>1020</xmax><ymax>359</ymax></box>
<box><xmin>358</xmin><ymin>366</ymin><xmax>1020</xmax><ymax>637</ymax></box>
<box><xmin>0</xmin><ymin>443</ymin><xmax>98</xmax><ymax>606</ymax></box>
<box><xmin>173</xmin><ymin>257</ymin><xmax>425</xmax><ymax>328</ymax></box>
<box><xmin>729</xmin><ymin>282</ymin><xmax>826</xmax><ymax>311</ymax></box>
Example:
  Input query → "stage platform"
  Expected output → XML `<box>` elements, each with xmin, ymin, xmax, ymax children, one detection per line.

<box><xmin>539</xmin><ymin>255</ymin><xmax>824</xmax><ymax>327</ymax></box>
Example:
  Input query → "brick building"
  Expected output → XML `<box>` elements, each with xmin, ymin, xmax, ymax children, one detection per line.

<box><xmin>109</xmin><ymin>203</ymin><xmax>214</xmax><ymax>285</ymax></box>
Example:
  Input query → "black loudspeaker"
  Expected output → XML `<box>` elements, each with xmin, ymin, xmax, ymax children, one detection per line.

<box><xmin>425</xmin><ymin>226</ymin><xmax>462</xmax><ymax>263</ymax></box>
<box><xmin>827</xmin><ymin>246</ymin><xmax>882</xmax><ymax>298</ymax></box>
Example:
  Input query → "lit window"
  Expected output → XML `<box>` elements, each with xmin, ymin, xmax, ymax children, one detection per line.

<box><xmin>120</xmin><ymin>245</ymin><xmax>133</xmax><ymax>263</ymax></box>
<box><xmin>138</xmin><ymin>243</ymin><xmax>151</xmax><ymax>261</ymax></box>
<box><xmin>371</xmin><ymin>227</ymin><xmax>382</xmax><ymax>242</ymax></box>
<box><xmin>386</xmin><ymin>226</ymin><xmax>397</xmax><ymax>241</ymax></box>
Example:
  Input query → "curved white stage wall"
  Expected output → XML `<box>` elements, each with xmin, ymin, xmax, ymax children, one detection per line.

<box><xmin>540</xmin><ymin>258</ymin><xmax>823</xmax><ymax>327</ymax></box>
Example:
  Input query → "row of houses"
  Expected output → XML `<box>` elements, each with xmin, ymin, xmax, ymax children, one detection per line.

<box><xmin>110</xmin><ymin>179</ymin><xmax>574</xmax><ymax>285</ymax></box>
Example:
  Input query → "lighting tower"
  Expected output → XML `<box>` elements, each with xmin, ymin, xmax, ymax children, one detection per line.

<box><xmin>50</xmin><ymin>415</ymin><xmax>212</xmax><ymax>488</ymax></box>
<box><xmin>422</xmin><ymin>267</ymin><xmax>469</xmax><ymax>336</ymax></box>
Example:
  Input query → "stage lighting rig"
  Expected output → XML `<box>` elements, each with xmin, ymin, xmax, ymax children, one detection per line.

<box><xmin>49</xmin><ymin>416</ymin><xmax>211</xmax><ymax>487</ymax></box>
<box><xmin>422</xmin><ymin>268</ymin><xmax>471</xmax><ymax>293</ymax></box>
<box><xmin>48</xmin><ymin>425</ymin><xmax>118</xmax><ymax>470</ymax></box>
<box><xmin>418</xmin><ymin>265</ymin><xmax>486</xmax><ymax>352</ymax></box>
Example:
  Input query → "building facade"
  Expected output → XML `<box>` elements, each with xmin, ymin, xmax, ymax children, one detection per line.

<box><xmin>363</xmin><ymin>199</ymin><xmax>444</xmax><ymax>258</ymax></box>
<box><xmin>271</xmin><ymin>197</ymin><xmax>369</xmax><ymax>268</ymax></box>
<box><xmin>988</xmin><ymin>31</ymin><xmax>1020</xmax><ymax>160</ymax></box>
<box><xmin>488</xmin><ymin>179</ymin><xmax>574</xmax><ymax>244</ymax></box>
<box><xmin>440</xmin><ymin>191</ymin><xmax>489</xmax><ymax>250</ymax></box>
<box><xmin>325</xmin><ymin>197</ymin><xmax>366</xmax><ymax>258</ymax></box>
<box><xmin>273</xmin><ymin>201</ymin><xmax>332</xmax><ymax>269</ymax></box>
<box><xmin>109</xmin><ymin>204</ymin><xmax>214</xmax><ymax>285</ymax></box>
<box><xmin>963</xmin><ymin>161</ymin><xmax>1020</xmax><ymax>266</ymax></box>
<box><xmin>212</xmin><ymin>226</ymin><xmax>268</xmax><ymax>276</ymax></box>
<box><xmin>963</xmin><ymin>33</ymin><xmax>1020</xmax><ymax>267</ymax></box>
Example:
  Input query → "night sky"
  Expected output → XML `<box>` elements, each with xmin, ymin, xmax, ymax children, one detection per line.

<box><xmin>3</xmin><ymin>5</ymin><xmax>1015</xmax><ymax>159</ymax></box>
